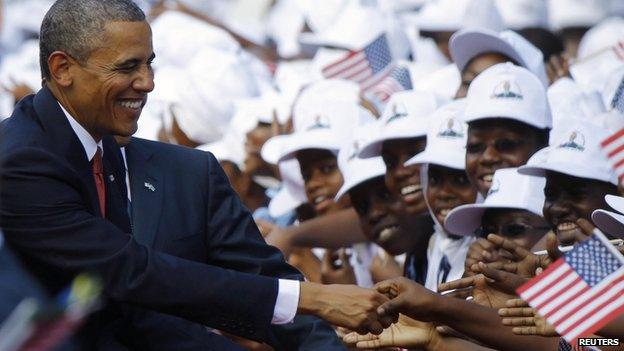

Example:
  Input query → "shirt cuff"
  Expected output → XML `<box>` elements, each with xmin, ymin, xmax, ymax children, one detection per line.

<box><xmin>271</xmin><ymin>279</ymin><xmax>300</xmax><ymax>324</ymax></box>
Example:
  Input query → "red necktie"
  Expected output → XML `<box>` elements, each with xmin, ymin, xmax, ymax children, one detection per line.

<box><xmin>92</xmin><ymin>147</ymin><xmax>106</xmax><ymax>217</ymax></box>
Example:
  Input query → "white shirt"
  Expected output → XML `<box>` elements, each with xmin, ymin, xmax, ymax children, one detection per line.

<box><xmin>425</xmin><ymin>224</ymin><xmax>474</xmax><ymax>292</ymax></box>
<box><xmin>60</xmin><ymin>104</ymin><xmax>299</xmax><ymax>324</ymax></box>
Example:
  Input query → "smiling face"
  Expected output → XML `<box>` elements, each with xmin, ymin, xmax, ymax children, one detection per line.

<box><xmin>350</xmin><ymin>177</ymin><xmax>412</xmax><ymax>255</ymax></box>
<box><xmin>481</xmin><ymin>208</ymin><xmax>550</xmax><ymax>253</ymax></box>
<box><xmin>466</xmin><ymin>119</ymin><xmax>547</xmax><ymax>196</ymax></box>
<box><xmin>543</xmin><ymin>171</ymin><xmax>618</xmax><ymax>246</ymax></box>
<box><xmin>381</xmin><ymin>137</ymin><xmax>427</xmax><ymax>215</ymax></box>
<box><xmin>296</xmin><ymin>148</ymin><xmax>348</xmax><ymax>217</ymax></box>
<box><xmin>426</xmin><ymin>164</ymin><xmax>477</xmax><ymax>226</ymax></box>
<box><xmin>62</xmin><ymin>21</ymin><xmax>155</xmax><ymax>140</ymax></box>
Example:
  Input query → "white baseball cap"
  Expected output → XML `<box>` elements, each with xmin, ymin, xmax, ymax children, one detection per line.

<box><xmin>444</xmin><ymin>168</ymin><xmax>546</xmax><ymax>236</ymax></box>
<box><xmin>464</xmin><ymin>62</ymin><xmax>552</xmax><ymax>129</ymax></box>
<box><xmin>415</xmin><ymin>0</ymin><xmax>504</xmax><ymax>33</ymax></box>
<box><xmin>277</xmin><ymin>101</ymin><xmax>375</xmax><ymax>162</ymax></box>
<box><xmin>548</xmin><ymin>0</ymin><xmax>607</xmax><ymax>31</ymax></box>
<box><xmin>519</xmin><ymin>120</ymin><xmax>619</xmax><ymax>185</ymax></box>
<box><xmin>412</xmin><ymin>64</ymin><xmax>462</xmax><ymax>100</ymax></box>
<box><xmin>269</xmin><ymin>159</ymin><xmax>308</xmax><ymax>218</ymax></box>
<box><xmin>405</xmin><ymin>99</ymin><xmax>468</xmax><ymax>170</ymax></box>
<box><xmin>495</xmin><ymin>0</ymin><xmax>549</xmax><ymax>29</ymax></box>
<box><xmin>260</xmin><ymin>79</ymin><xmax>364</xmax><ymax>164</ymax></box>
<box><xmin>335</xmin><ymin>127</ymin><xmax>387</xmax><ymax>201</ymax></box>
<box><xmin>577</xmin><ymin>17</ymin><xmax>624</xmax><ymax>60</ymax></box>
<box><xmin>591</xmin><ymin>195</ymin><xmax>624</xmax><ymax>239</ymax></box>
<box><xmin>358</xmin><ymin>90</ymin><xmax>445</xmax><ymax>158</ymax></box>
<box><xmin>450</xmin><ymin>29</ymin><xmax>548</xmax><ymax>86</ymax></box>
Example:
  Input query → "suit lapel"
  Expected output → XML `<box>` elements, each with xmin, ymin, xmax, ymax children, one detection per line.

<box><xmin>32</xmin><ymin>86</ymin><xmax>100</xmax><ymax>214</ymax></box>
<box><xmin>126</xmin><ymin>138</ymin><xmax>163</xmax><ymax>247</ymax></box>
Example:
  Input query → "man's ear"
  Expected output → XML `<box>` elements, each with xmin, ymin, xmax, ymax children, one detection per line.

<box><xmin>47</xmin><ymin>51</ymin><xmax>74</xmax><ymax>88</ymax></box>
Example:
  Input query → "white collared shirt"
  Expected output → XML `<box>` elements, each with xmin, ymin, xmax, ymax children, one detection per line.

<box><xmin>58</xmin><ymin>104</ymin><xmax>301</xmax><ymax>324</ymax></box>
<box><xmin>58</xmin><ymin>103</ymin><xmax>102</xmax><ymax>162</ymax></box>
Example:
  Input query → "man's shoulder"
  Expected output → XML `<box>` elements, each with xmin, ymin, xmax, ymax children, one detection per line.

<box><xmin>1</xmin><ymin>95</ymin><xmax>45</xmax><ymax>150</ymax></box>
<box><xmin>130</xmin><ymin>138</ymin><xmax>217</xmax><ymax>165</ymax></box>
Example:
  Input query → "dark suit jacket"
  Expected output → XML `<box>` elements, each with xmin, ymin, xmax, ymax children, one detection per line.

<box><xmin>124</xmin><ymin>137</ymin><xmax>345</xmax><ymax>350</ymax></box>
<box><xmin>0</xmin><ymin>87</ymin><xmax>282</xmax><ymax>345</ymax></box>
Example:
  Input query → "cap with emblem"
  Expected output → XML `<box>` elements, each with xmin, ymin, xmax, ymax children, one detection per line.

<box><xmin>519</xmin><ymin>120</ymin><xmax>618</xmax><ymax>185</ymax></box>
<box><xmin>444</xmin><ymin>168</ymin><xmax>546</xmax><ymax>236</ymax></box>
<box><xmin>464</xmin><ymin>62</ymin><xmax>551</xmax><ymax>129</ymax></box>
<box><xmin>358</xmin><ymin>90</ymin><xmax>445</xmax><ymax>158</ymax></box>
<box><xmin>592</xmin><ymin>195</ymin><xmax>624</xmax><ymax>239</ymax></box>
<box><xmin>335</xmin><ymin>126</ymin><xmax>386</xmax><ymax>200</ymax></box>
<box><xmin>405</xmin><ymin>99</ymin><xmax>468</xmax><ymax>170</ymax></box>
<box><xmin>275</xmin><ymin>101</ymin><xmax>375</xmax><ymax>162</ymax></box>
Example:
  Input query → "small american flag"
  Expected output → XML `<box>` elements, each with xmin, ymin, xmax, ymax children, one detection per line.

<box><xmin>369</xmin><ymin>66</ymin><xmax>413</xmax><ymax>102</ymax></box>
<box><xmin>600</xmin><ymin>127</ymin><xmax>624</xmax><ymax>184</ymax></box>
<box><xmin>516</xmin><ymin>231</ymin><xmax>624</xmax><ymax>343</ymax></box>
<box><xmin>322</xmin><ymin>34</ymin><xmax>408</xmax><ymax>102</ymax></box>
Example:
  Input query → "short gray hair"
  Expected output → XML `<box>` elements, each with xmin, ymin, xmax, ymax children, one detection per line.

<box><xmin>40</xmin><ymin>0</ymin><xmax>145</xmax><ymax>79</ymax></box>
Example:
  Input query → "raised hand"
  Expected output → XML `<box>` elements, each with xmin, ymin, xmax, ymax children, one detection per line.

<box><xmin>485</xmin><ymin>233</ymin><xmax>561</xmax><ymax>278</ymax></box>
<box><xmin>438</xmin><ymin>271</ymin><xmax>516</xmax><ymax>309</ymax></box>
<box><xmin>471</xmin><ymin>261</ymin><xmax>528</xmax><ymax>295</ymax></box>
<box><xmin>298</xmin><ymin>282</ymin><xmax>397</xmax><ymax>335</ymax></box>
<box><xmin>464</xmin><ymin>238</ymin><xmax>500</xmax><ymax>276</ymax></box>
<box><xmin>499</xmin><ymin>298</ymin><xmax>558</xmax><ymax>337</ymax></box>
<box><xmin>343</xmin><ymin>314</ymin><xmax>436</xmax><ymax>349</ymax></box>
<box><xmin>374</xmin><ymin>277</ymin><xmax>439</xmax><ymax>323</ymax></box>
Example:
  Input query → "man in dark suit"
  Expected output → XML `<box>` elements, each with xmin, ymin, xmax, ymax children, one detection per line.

<box><xmin>0</xmin><ymin>0</ymin><xmax>393</xmax><ymax>348</ymax></box>
<box><xmin>120</xmin><ymin>136</ymin><xmax>345</xmax><ymax>350</ymax></box>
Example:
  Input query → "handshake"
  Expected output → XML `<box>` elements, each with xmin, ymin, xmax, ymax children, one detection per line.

<box><xmin>298</xmin><ymin>278</ymin><xmax>437</xmax><ymax>335</ymax></box>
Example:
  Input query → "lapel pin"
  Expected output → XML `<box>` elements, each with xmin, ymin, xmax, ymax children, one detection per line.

<box><xmin>144</xmin><ymin>182</ymin><xmax>156</xmax><ymax>192</ymax></box>
<box><xmin>108</xmin><ymin>174</ymin><xmax>115</xmax><ymax>182</ymax></box>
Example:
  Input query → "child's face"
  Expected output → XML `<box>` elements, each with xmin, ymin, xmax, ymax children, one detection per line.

<box><xmin>426</xmin><ymin>164</ymin><xmax>477</xmax><ymax>226</ymax></box>
<box><xmin>466</xmin><ymin>119</ymin><xmax>544</xmax><ymax>197</ymax></box>
<box><xmin>381</xmin><ymin>137</ymin><xmax>427</xmax><ymax>215</ymax></box>
<box><xmin>296</xmin><ymin>149</ymin><xmax>347</xmax><ymax>217</ymax></box>
<box><xmin>544</xmin><ymin>171</ymin><xmax>617</xmax><ymax>246</ymax></box>
<box><xmin>350</xmin><ymin>177</ymin><xmax>416</xmax><ymax>255</ymax></box>
<box><xmin>456</xmin><ymin>53</ymin><xmax>511</xmax><ymax>98</ymax></box>
<box><xmin>481</xmin><ymin>208</ymin><xmax>550</xmax><ymax>253</ymax></box>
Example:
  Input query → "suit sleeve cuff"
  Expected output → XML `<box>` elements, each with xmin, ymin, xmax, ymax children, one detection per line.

<box><xmin>271</xmin><ymin>279</ymin><xmax>300</xmax><ymax>324</ymax></box>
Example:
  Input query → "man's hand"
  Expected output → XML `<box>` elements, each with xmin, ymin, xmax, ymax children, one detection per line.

<box><xmin>298</xmin><ymin>282</ymin><xmax>396</xmax><ymax>335</ymax></box>
<box><xmin>499</xmin><ymin>298</ymin><xmax>558</xmax><ymax>337</ymax></box>
<box><xmin>374</xmin><ymin>277</ymin><xmax>439</xmax><ymax>322</ymax></box>
<box><xmin>343</xmin><ymin>314</ymin><xmax>437</xmax><ymax>349</ymax></box>
<box><xmin>321</xmin><ymin>249</ymin><xmax>357</xmax><ymax>285</ymax></box>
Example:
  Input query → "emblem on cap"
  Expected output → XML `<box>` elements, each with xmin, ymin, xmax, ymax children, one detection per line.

<box><xmin>306</xmin><ymin>115</ymin><xmax>331</xmax><ymax>131</ymax></box>
<box><xmin>385</xmin><ymin>103</ymin><xmax>408</xmax><ymax>124</ymax></box>
<box><xmin>486</xmin><ymin>179</ymin><xmax>501</xmax><ymax>197</ymax></box>
<box><xmin>490</xmin><ymin>80</ymin><xmax>523</xmax><ymax>100</ymax></box>
<box><xmin>437</xmin><ymin>118</ymin><xmax>464</xmax><ymax>138</ymax></box>
<box><xmin>557</xmin><ymin>130</ymin><xmax>585</xmax><ymax>152</ymax></box>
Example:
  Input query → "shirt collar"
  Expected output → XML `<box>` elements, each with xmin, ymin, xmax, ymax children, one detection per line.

<box><xmin>58</xmin><ymin>103</ymin><xmax>103</xmax><ymax>161</ymax></box>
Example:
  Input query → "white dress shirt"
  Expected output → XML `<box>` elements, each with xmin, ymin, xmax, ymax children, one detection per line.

<box><xmin>59</xmin><ymin>104</ymin><xmax>301</xmax><ymax>324</ymax></box>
